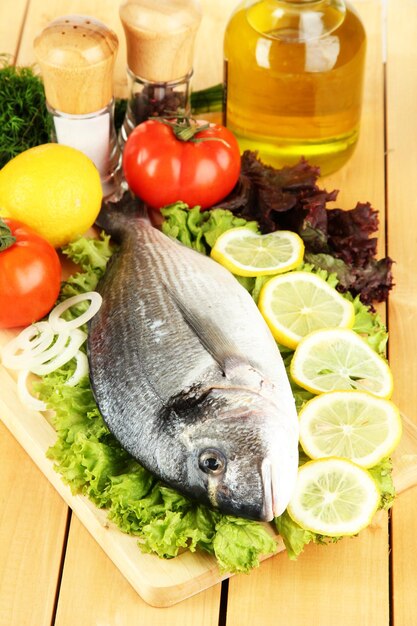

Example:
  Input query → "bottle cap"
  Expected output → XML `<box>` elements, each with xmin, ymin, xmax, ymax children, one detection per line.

<box><xmin>34</xmin><ymin>15</ymin><xmax>118</xmax><ymax>115</ymax></box>
<box><xmin>119</xmin><ymin>0</ymin><xmax>202</xmax><ymax>82</ymax></box>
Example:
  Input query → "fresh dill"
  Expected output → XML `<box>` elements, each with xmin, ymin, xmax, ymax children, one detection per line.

<box><xmin>0</xmin><ymin>56</ymin><xmax>52</xmax><ymax>168</ymax></box>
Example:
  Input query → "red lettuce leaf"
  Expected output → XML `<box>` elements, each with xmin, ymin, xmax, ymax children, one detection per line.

<box><xmin>215</xmin><ymin>151</ymin><xmax>394</xmax><ymax>304</ymax></box>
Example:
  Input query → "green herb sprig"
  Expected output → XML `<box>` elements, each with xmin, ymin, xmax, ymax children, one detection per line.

<box><xmin>0</xmin><ymin>56</ymin><xmax>52</xmax><ymax>168</ymax></box>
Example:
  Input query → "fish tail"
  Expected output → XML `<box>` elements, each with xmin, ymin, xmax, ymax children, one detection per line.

<box><xmin>96</xmin><ymin>190</ymin><xmax>149</xmax><ymax>240</ymax></box>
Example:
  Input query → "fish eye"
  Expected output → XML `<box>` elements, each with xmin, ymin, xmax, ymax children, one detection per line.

<box><xmin>198</xmin><ymin>449</ymin><xmax>226</xmax><ymax>475</ymax></box>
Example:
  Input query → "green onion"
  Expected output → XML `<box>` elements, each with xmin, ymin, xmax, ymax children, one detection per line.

<box><xmin>191</xmin><ymin>83</ymin><xmax>224</xmax><ymax>114</ymax></box>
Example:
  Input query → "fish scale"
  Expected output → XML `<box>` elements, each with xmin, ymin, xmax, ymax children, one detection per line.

<box><xmin>88</xmin><ymin>206</ymin><xmax>299</xmax><ymax>521</ymax></box>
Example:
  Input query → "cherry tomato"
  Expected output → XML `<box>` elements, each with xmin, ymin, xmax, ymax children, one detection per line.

<box><xmin>122</xmin><ymin>118</ymin><xmax>241</xmax><ymax>210</ymax></box>
<box><xmin>0</xmin><ymin>218</ymin><xmax>62</xmax><ymax>329</ymax></box>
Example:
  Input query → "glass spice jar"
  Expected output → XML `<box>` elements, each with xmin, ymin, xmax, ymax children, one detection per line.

<box><xmin>119</xmin><ymin>70</ymin><xmax>193</xmax><ymax>144</ymax></box>
<box><xmin>118</xmin><ymin>0</ymin><xmax>202</xmax><ymax>146</ymax></box>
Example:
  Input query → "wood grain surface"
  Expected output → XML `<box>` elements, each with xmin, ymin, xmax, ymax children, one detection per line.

<box><xmin>1</xmin><ymin>1</ymin><xmax>417</xmax><ymax>625</ymax></box>
<box><xmin>386</xmin><ymin>2</ymin><xmax>417</xmax><ymax>626</ymax></box>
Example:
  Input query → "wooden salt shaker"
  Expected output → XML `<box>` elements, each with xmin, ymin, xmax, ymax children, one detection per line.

<box><xmin>34</xmin><ymin>15</ymin><xmax>124</xmax><ymax>199</ymax></box>
<box><xmin>119</xmin><ymin>0</ymin><xmax>202</xmax><ymax>143</ymax></box>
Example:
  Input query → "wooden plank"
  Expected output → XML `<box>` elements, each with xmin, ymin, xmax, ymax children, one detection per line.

<box><xmin>0</xmin><ymin>419</ymin><xmax>68</xmax><ymax>626</ymax></box>
<box><xmin>0</xmin><ymin>0</ymin><xmax>29</xmax><ymax>60</ymax></box>
<box><xmin>225</xmin><ymin>3</ymin><xmax>391</xmax><ymax>625</ymax></box>
<box><xmin>390</xmin><ymin>488</ymin><xmax>417</xmax><ymax>626</ymax></box>
<box><xmin>385</xmin><ymin>1</ymin><xmax>417</xmax><ymax>625</ymax></box>
<box><xmin>54</xmin><ymin>516</ymin><xmax>222</xmax><ymax>626</ymax></box>
<box><xmin>226</xmin><ymin>511</ymin><xmax>389</xmax><ymax>626</ymax></box>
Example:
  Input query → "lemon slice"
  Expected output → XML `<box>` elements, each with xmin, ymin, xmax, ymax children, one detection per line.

<box><xmin>258</xmin><ymin>271</ymin><xmax>355</xmax><ymax>349</ymax></box>
<box><xmin>290</xmin><ymin>328</ymin><xmax>393</xmax><ymax>398</ymax></box>
<box><xmin>287</xmin><ymin>457</ymin><xmax>380</xmax><ymax>536</ymax></box>
<box><xmin>299</xmin><ymin>391</ymin><xmax>402</xmax><ymax>468</ymax></box>
<box><xmin>210</xmin><ymin>227</ymin><xmax>304</xmax><ymax>277</ymax></box>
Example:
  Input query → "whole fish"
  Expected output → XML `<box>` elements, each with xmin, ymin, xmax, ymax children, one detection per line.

<box><xmin>88</xmin><ymin>201</ymin><xmax>299</xmax><ymax>522</ymax></box>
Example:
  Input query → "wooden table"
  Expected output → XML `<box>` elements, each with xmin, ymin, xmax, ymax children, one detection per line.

<box><xmin>1</xmin><ymin>1</ymin><xmax>417</xmax><ymax>624</ymax></box>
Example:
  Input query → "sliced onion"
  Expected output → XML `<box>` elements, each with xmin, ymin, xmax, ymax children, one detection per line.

<box><xmin>29</xmin><ymin>329</ymin><xmax>71</xmax><ymax>366</ymax></box>
<box><xmin>48</xmin><ymin>292</ymin><xmax>103</xmax><ymax>332</ymax></box>
<box><xmin>17</xmin><ymin>370</ymin><xmax>47</xmax><ymax>412</ymax></box>
<box><xmin>2</xmin><ymin>291</ymin><xmax>101</xmax><ymax>410</ymax></box>
<box><xmin>66</xmin><ymin>350</ymin><xmax>89</xmax><ymax>387</ymax></box>
<box><xmin>31</xmin><ymin>329</ymin><xmax>87</xmax><ymax>376</ymax></box>
<box><xmin>1</xmin><ymin>322</ymin><xmax>55</xmax><ymax>370</ymax></box>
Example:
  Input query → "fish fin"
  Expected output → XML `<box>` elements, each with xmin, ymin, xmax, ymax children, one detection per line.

<box><xmin>160</xmin><ymin>385</ymin><xmax>213</xmax><ymax>422</ymax></box>
<box><xmin>163</xmin><ymin>282</ymin><xmax>250</xmax><ymax>374</ymax></box>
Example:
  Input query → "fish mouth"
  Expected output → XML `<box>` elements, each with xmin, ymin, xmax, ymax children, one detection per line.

<box><xmin>261</xmin><ymin>458</ymin><xmax>287</xmax><ymax>522</ymax></box>
<box><xmin>261</xmin><ymin>459</ymin><xmax>274</xmax><ymax>521</ymax></box>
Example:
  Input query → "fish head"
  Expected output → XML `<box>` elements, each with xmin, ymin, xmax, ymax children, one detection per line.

<box><xmin>174</xmin><ymin>388</ymin><xmax>299</xmax><ymax>522</ymax></box>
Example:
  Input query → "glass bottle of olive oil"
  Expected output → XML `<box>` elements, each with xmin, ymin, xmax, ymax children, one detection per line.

<box><xmin>223</xmin><ymin>0</ymin><xmax>366</xmax><ymax>174</ymax></box>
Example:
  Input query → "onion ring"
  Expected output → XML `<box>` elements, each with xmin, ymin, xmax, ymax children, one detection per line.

<box><xmin>17</xmin><ymin>370</ymin><xmax>47</xmax><ymax>412</ymax></box>
<box><xmin>1</xmin><ymin>322</ymin><xmax>55</xmax><ymax>370</ymax></box>
<box><xmin>31</xmin><ymin>329</ymin><xmax>87</xmax><ymax>376</ymax></box>
<box><xmin>48</xmin><ymin>292</ymin><xmax>102</xmax><ymax>332</ymax></box>
<box><xmin>66</xmin><ymin>350</ymin><xmax>89</xmax><ymax>387</ymax></box>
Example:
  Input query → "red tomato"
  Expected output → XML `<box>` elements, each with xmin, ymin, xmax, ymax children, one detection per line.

<box><xmin>122</xmin><ymin>118</ymin><xmax>241</xmax><ymax>210</ymax></box>
<box><xmin>0</xmin><ymin>218</ymin><xmax>62</xmax><ymax>329</ymax></box>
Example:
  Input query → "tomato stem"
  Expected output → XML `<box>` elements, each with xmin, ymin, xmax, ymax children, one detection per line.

<box><xmin>0</xmin><ymin>217</ymin><xmax>16</xmax><ymax>252</ymax></box>
<box><xmin>154</xmin><ymin>116</ymin><xmax>216</xmax><ymax>143</ymax></box>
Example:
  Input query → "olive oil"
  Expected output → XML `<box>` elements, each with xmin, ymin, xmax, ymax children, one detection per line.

<box><xmin>224</xmin><ymin>0</ymin><xmax>366</xmax><ymax>174</ymax></box>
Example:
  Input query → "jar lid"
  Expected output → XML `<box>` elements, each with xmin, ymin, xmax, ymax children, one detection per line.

<box><xmin>34</xmin><ymin>15</ymin><xmax>119</xmax><ymax>114</ymax></box>
<box><xmin>119</xmin><ymin>0</ymin><xmax>202</xmax><ymax>82</ymax></box>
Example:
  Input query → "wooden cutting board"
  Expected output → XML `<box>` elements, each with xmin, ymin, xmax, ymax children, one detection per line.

<box><xmin>1</xmin><ymin>329</ymin><xmax>417</xmax><ymax>607</ymax></box>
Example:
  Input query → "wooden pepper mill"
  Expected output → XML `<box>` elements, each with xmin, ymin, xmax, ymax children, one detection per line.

<box><xmin>34</xmin><ymin>15</ymin><xmax>124</xmax><ymax>200</ymax></box>
<box><xmin>119</xmin><ymin>0</ymin><xmax>202</xmax><ymax>144</ymax></box>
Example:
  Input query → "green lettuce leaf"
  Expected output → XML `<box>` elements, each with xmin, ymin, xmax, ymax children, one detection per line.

<box><xmin>161</xmin><ymin>203</ymin><xmax>258</xmax><ymax>254</ymax></box>
<box><xmin>38</xmin><ymin>374</ymin><xmax>129</xmax><ymax>504</ymax></box>
<box><xmin>350</xmin><ymin>294</ymin><xmax>388</xmax><ymax>355</ymax></box>
<box><xmin>274</xmin><ymin>511</ymin><xmax>319</xmax><ymax>560</ymax></box>
<box><xmin>62</xmin><ymin>231</ymin><xmax>114</xmax><ymax>273</ymax></box>
<box><xmin>140</xmin><ymin>511</ymin><xmax>202</xmax><ymax>558</ymax></box>
<box><xmin>105</xmin><ymin>465</ymin><xmax>156</xmax><ymax>533</ymax></box>
<box><xmin>212</xmin><ymin>517</ymin><xmax>277</xmax><ymax>573</ymax></box>
<box><xmin>369</xmin><ymin>458</ymin><xmax>396</xmax><ymax>510</ymax></box>
<box><xmin>59</xmin><ymin>231</ymin><xmax>116</xmax><ymax>302</ymax></box>
<box><xmin>139</xmin><ymin>504</ymin><xmax>222</xmax><ymax>559</ymax></box>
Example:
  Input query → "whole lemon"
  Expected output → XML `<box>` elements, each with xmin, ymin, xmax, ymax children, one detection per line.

<box><xmin>0</xmin><ymin>144</ymin><xmax>102</xmax><ymax>248</ymax></box>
